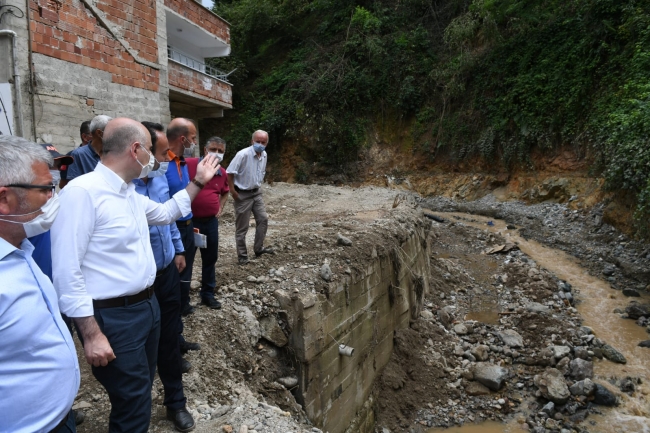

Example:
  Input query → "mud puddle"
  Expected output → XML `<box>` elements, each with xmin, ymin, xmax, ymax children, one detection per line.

<box><xmin>431</xmin><ymin>212</ymin><xmax>650</xmax><ymax>433</ymax></box>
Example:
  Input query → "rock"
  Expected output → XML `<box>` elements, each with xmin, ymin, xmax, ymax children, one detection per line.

<box><xmin>213</xmin><ymin>405</ymin><xmax>231</xmax><ymax>418</ymax></box>
<box><xmin>534</xmin><ymin>368</ymin><xmax>570</xmax><ymax>404</ymax></box>
<box><xmin>602</xmin><ymin>344</ymin><xmax>627</xmax><ymax>364</ymax></box>
<box><xmin>239</xmin><ymin>306</ymin><xmax>261</xmax><ymax>345</ymax></box>
<box><xmin>239</xmin><ymin>426</ymin><xmax>248</xmax><ymax>433</ymax></box>
<box><xmin>569</xmin><ymin>379</ymin><xmax>596</xmax><ymax>396</ymax></box>
<box><xmin>259</xmin><ymin>316</ymin><xmax>288</xmax><ymax>347</ymax></box>
<box><xmin>465</xmin><ymin>381</ymin><xmax>491</xmax><ymax>396</ymax></box>
<box><xmin>223</xmin><ymin>426</ymin><xmax>233</xmax><ymax>433</ymax></box>
<box><xmin>638</xmin><ymin>340</ymin><xmax>650</xmax><ymax>348</ymax></box>
<box><xmin>573</xmin><ymin>346</ymin><xmax>589</xmax><ymax>360</ymax></box>
<box><xmin>623</xmin><ymin>289</ymin><xmax>641</xmax><ymax>297</ymax></box>
<box><xmin>276</xmin><ymin>376</ymin><xmax>299</xmax><ymax>388</ymax></box>
<box><xmin>247</xmin><ymin>276</ymin><xmax>258</xmax><ymax>283</ymax></box>
<box><xmin>470</xmin><ymin>345</ymin><xmax>490</xmax><ymax>362</ymax></box>
<box><xmin>526</xmin><ymin>302</ymin><xmax>549</xmax><ymax>313</ymax></box>
<box><xmin>556</xmin><ymin>356</ymin><xmax>571</xmax><ymax>374</ymax></box>
<box><xmin>337</xmin><ymin>233</ymin><xmax>353</xmax><ymax>246</ymax></box>
<box><xmin>454</xmin><ymin>323</ymin><xmax>470</xmax><ymax>335</ymax></box>
<box><xmin>320</xmin><ymin>263</ymin><xmax>332</xmax><ymax>282</ymax></box>
<box><xmin>437</xmin><ymin>309</ymin><xmax>452</xmax><ymax>329</ymax></box>
<box><xmin>593</xmin><ymin>384</ymin><xmax>618</xmax><ymax>406</ymax></box>
<box><xmin>550</xmin><ymin>345</ymin><xmax>571</xmax><ymax>359</ymax></box>
<box><xmin>473</xmin><ymin>363</ymin><xmax>509</xmax><ymax>391</ymax></box>
<box><xmin>497</xmin><ymin>330</ymin><xmax>524</xmax><ymax>348</ymax></box>
<box><xmin>541</xmin><ymin>401</ymin><xmax>555</xmax><ymax>416</ymax></box>
<box><xmin>602</xmin><ymin>265</ymin><xmax>616</xmax><ymax>276</ymax></box>
<box><xmin>625</xmin><ymin>303</ymin><xmax>650</xmax><ymax>319</ymax></box>
<box><xmin>569</xmin><ymin>358</ymin><xmax>593</xmax><ymax>380</ymax></box>
<box><xmin>420</xmin><ymin>310</ymin><xmax>434</xmax><ymax>320</ymax></box>
<box><xmin>72</xmin><ymin>401</ymin><xmax>92</xmax><ymax>410</ymax></box>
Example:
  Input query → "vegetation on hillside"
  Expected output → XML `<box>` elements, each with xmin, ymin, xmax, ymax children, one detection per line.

<box><xmin>209</xmin><ymin>0</ymin><xmax>650</xmax><ymax>228</ymax></box>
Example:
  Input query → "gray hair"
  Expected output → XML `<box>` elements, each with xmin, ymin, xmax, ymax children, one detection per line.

<box><xmin>0</xmin><ymin>136</ymin><xmax>53</xmax><ymax>187</ymax></box>
<box><xmin>90</xmin><ymin>115</ymin><xmax>112</xmax><ymax>134</ymax></box>
<box><xmin>103</xmin><ymin>122</ymin><xmax>148</xmax><ymax>155</ymax></box>
<box><xmin>251</xmin><ymin>130</ymin><xmax>268</xmax><ymax>141</ymax></box>
<box><xmin>204</xmin><ymin>136</ymin><xmax>226</xmax><ymax>149</ymax></box>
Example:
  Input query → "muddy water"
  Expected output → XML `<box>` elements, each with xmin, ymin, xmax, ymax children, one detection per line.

<box><xmin>427</xmin><ymin>212</ymin><xmax>650</xmax><ymax>433</ymax></box>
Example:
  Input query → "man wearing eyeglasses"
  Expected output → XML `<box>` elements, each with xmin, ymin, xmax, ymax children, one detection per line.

<box><xmin>0</xmin><ymin>136</ymin><xmax>80</xmax><ymax>432</ymax></box>
<box><xmin>51</xmin><ymin>118</ymin><xmax>220</xmax><ymax>433</ymax></box>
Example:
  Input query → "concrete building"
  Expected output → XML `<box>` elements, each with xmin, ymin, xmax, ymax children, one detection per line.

<box><xmin>0</xmin><ymin>0</ymin><xmax>232</xmax><ymax>152</ymax></box>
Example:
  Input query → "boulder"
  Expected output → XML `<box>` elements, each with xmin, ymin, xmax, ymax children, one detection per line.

<box><xmin>465</xmin><ymin>381</ymin><xmax>491</xmax><ymax>396</ymax></box>
<box><xmin>569</xmin><ymin>358</ymin><xmax>593</xmax><ymax>380</ymax></box>
<box><xmin>497</xmin><ymin>329</ymin><xmax>524</xmax><ymax>348</ymax></box>
<box><xmin>320</xmin><ymin>263</ymin><xmax>332</xmax><ymax>282</ymax></box>
<box><xmin>454</xmin><ymin>323</ymin><xmax>472</xmax><ymax>335</ymax></box>
<box><xmin>534</xmin><ymin>368</ymin><xmax>570</xmax><ymax>404</ymax></box>
<box><xmin>593</xmin><ymin>384</ymin><xmax>618</xmax><ymax>407</ymax></box>
<box><xmin>237</xmin><ymin>306</ymin><xmax>261</xmax><ymax>346</ymax></box>
<box><xmin>602</xmin><ymin>344</ymin><xmax>627</xmax><ymax>364</ymax></box>
<box><xmin>569</xmin><ymin>378</ymin><xmax>596</xmax><ymax>396</ymax></box>
<box><xmin>622</xmin><ymin>289</ymin><xmax>641</xmax><ymax>297</ymax></box>
<box><xmin>470</xmin><ymin>345</ymin><xmax>490</xmax><ymax>362</ymax></box>
<box><xmin>573</xmin><ymin>346</ymin><xmax>590</xmax><ymax>360</ymax></box>
<box><xmin>526</xmin><ymin>302</ymin><xmax>550</xmax><ymax>313</ymax></box>
<box><xmin>550</xmin><ymin>345</ymin><xmax>571</xmax><ymax>360</ymax></box>
<box><xmin>336</xmin><ymin>233</ymin><xmax>353</xmax><ymax>246</ymax></box>
<box><xmin>473</xmin><ymin>363</ymin><xmax>509</xmax><ymax>391</ymax></box>
<box><xmin>625</xmin><ymin>303</ymin><xmax>650</xmax><ymax>319</ymax></box>
<box><xmin>638</xmin><ymin>340</ymin><xmax>650</xmax><ymax>348</ymax></box>
<box><xmin>259</xmin><ymin>316</ymin><xmax>288</xmax><ymax>347</ymax></box>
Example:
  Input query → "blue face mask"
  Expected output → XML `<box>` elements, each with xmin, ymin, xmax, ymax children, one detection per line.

<box><xmin>253</xmin><ymin>142</ymin><xmax>266</xmax><ymax>154</ymax></box>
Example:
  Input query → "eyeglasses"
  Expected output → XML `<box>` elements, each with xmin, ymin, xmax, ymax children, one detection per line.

<box><xmin>5</xmin><ymin>183</ymin><xmax>57</xmax><ymax>194</ymax></box>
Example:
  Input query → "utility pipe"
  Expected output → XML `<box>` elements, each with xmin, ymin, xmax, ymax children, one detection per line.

<box><xmin>0</xmin><ymin>29</ymin><xmax>24</xmax><ymax>137</ymax></box>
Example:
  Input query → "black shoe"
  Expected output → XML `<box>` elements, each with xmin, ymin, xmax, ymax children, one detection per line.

<box><xmin>181</xmin><ymin>304</ymin><xmax>195</xmax><ymax>317</ymax></box>
<box><xmin>73</xmin><ymin>410</ymin><xmax>85</xmax><ymax>426</ymax></box>
<box><xmin>180</xmin><ymin>340</ymin><xmax>201</xmax><ymax>354</ymax></box>
<box><xmin>166</xmin><ymin>406</ymin><xmax>195</xmax><ymax>432</ymax></box>
<box><xmin>238</xmin><ymin>256</ymin><xmax>249</xmax><ymax>265</ymax></box>
<box><xmin>255</xmin><ymin>247</ymin><xmax>275</xmax><ymax>257</ymax></box>
<box><xmin>201</xmin><ymin>297</ymin><xmax>222</xmax><ymax>309</ymax></box>
<box><xmin>181</xmin><ymin>358</ymin><xmax>191</xmax><ymax>374</ymax></box>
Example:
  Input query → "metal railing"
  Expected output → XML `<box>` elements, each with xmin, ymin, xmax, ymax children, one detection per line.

<box><xmin>167</xmin><ymin>46</ymin><xmax>233</xmax><ymax>84</ymax></box>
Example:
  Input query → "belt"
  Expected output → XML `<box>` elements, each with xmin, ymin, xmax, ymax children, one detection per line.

<box><xmin>48</xmin><ymin>411</ymin><xmax>69</xmax><ymax>433</ymax></box>
<box><xmin>156</xmin><ymin>261</ymin><xmax>174</xmax><ymax>277</ymax></box>
<box><xmin>176</xmin><ymin>220</ymin><xmax>192</xmax><ymax>226</ymax></box>
<box><xmin>92</xmin><ymin>286</ymin><xmax>154</xmax><ymax>309</ymax></box>
<box><xmin>193</xmin><ymin>216</ymin><xmax>215</xmax><ymax>223</ymax></box>
<box><xmin>234</xmin><ymin>186</ymin><xmax>258</xmax><ymax>193</ymax></box>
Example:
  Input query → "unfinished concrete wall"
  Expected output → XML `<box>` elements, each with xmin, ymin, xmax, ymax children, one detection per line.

<box><xmin>275</xmin><ymin>224</ymin><xmax>430</xmax><ymax>433</ymax></box>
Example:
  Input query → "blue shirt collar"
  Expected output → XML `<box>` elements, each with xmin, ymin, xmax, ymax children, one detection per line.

<box><xmin>0</xmin><ymin>237</ymin><xmax>34</xmax><ymax>261</ymax></box>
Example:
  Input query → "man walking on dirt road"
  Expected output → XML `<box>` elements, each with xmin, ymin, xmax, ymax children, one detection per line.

<box><xmin>227</xmin><ymin>130</ymin><xmax>274</xmax><ymax>265</ymax></box>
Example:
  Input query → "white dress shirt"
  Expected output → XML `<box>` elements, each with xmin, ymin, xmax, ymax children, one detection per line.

<box><xmin>0</xmin><ymin>238</ymin><xmax>79</xmax><ymax>433</ymax></box>
<box><xmin>51</xmin><ymin>162</ymin><xmax>191</xmax><ymax>317</ymax></box>
<box><xmin>226</xmin><ymin>145</ymin><xmax>267</xmax><ymax>189</ymax></box>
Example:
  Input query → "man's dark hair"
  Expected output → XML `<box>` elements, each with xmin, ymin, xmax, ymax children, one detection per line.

<box><xmin>80</xmin><ymin>120</ymin><xmax>91</xmax><ymax>136</ymax></box>
<box><xmin>166</xmin><ymin>121</ymin><xmax>190</xmax><ymax>142</ymax></box>
<box><xmin>141</xmin><ymin>121</ymin><xmax>164</xmax><ymax>153</ymax></box>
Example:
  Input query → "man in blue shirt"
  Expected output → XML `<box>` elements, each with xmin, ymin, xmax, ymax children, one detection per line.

<box><xmin>0</xmin><ymin>135</ymin><xmax>80</xmax><ymax>432</ymax></box>
<box><xmin>63</xmin><ymin>114</ymin><xmax>111</xmax><ymax>186</ymax></box>
<box><xmin>135</xmin><ymin>122</ymin><xmax>195</xmax><ymax>432</ymax></box>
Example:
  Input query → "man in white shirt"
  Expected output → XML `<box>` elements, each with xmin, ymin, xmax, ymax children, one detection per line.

<box><xmin>0</xmin><ymin>136</ymin><xmax>80</xmax><ymax>432</ymax></box>
<box><xmin>227</xmin><ymin>130</ymin><xmax>274</xmax><ymax>265</ymax></box>
<box><xmin>51</xmin><ymin>118</ymin><xmax>220</xmax><ymax>433</ymax></box>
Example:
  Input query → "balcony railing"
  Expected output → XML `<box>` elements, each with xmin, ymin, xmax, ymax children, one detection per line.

<box><xmin>167</xmin><ymin>46</ymin><xmax>232</xmax><ymax>84</ymax></box>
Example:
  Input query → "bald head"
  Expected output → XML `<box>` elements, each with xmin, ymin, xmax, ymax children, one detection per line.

<box><xmin>103</xmin><ymin>118</ymin><xmax>150</xmax><ymax>155</ymax></box>
<box><xmin>166</xmin><ymin>117</ymin><xmax>197</xmax><ymax>156</ymax></box>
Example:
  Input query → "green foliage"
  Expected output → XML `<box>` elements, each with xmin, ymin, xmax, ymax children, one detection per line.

<box><xmin>210</xmin><ymin>0</ymin><xmax>650</xmax><ymax>230</ymax></box>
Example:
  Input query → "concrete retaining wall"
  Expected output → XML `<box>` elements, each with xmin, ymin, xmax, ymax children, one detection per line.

<box><xmin>275</xmin><ymin>224</ymin><xmax>430</xmax><ymax>433</ymax></box>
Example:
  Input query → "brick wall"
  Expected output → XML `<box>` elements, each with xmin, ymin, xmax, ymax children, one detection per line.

<box><xmin>164</xmin><ymin>0</ymin><xmax>229</xmax><ymax>43</ymax></box>
<box><xmin>29</xmin><ymin>0</ymin><xmax>159</xmax><ymax>91</ymax></box>
<box><xmin>168</xmin><ymin>61</ymin><xmax>232</xmax><ymax>108</ymax></box>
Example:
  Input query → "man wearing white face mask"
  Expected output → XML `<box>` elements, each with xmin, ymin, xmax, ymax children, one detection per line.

<box><xmin>0</xmin><ymin>136</ymin><xmax>80</xmax><ymax>433</ymax></box>
<box><xmin>51</xmin><ymin>118</ymin><xmax>221</xmax><ymax>433</ymax></box>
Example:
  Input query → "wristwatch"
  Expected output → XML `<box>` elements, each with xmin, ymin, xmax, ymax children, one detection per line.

<box><xmin>191</xmin><ymin>178</ymin><xmax>205</xmax><ymax>189</ymax></box>
<box><xmin>175</xmin><ymin>252</ymin><xmax>185</xmax><ymax>256</ymax></box>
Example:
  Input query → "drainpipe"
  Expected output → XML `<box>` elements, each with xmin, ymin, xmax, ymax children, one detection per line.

<box><xmin>0</xmin><ymin>29</ymin><xmax>24</xmax><ymax>137</ymax></box>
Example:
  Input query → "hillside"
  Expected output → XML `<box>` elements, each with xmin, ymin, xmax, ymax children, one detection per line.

<box><xmin>203</xmin><ymin>0</ymin><xmax>650</xmax><ymax>234</ymax></box>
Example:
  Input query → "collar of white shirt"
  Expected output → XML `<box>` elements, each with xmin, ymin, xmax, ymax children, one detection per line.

<box><xmin>95</xmin><ymin>162</ymin><xmax>130</xmax><ymax>194</ymax></box>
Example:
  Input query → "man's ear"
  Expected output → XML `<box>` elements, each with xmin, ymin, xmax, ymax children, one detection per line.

<box><xmin>0</xmin><ymin>187</ymin><xmax>11</xmax><ymax>215</ymax></box>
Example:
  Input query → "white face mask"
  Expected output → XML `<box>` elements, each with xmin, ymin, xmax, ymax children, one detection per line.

<box><xmin>49</xmin><ymin>169</ymin><xmax>61</xmax><ymax>185</ymax></box>
<box><xmin>0</xmin><ymin>193</ymin><xmax>60</xmax><ymax>237</ymax></box>
<box><xmin>207</xmin><ymin>152</ymin><xmax>225</xmax><ymax>162</ymax></box>
<box><xmin>137</xmin><ymin>144</ymin><xmax>155</xmax><ymax>178</ymax></box>
<box><xmin>183</xmin><ymin>138</ymin><xmax>196</xmax><ymax>158</ymax></box>
<box><xmin>148</xmin><ymin>161</ymin><xmax>169</xmax><ymax>178</ymax></box>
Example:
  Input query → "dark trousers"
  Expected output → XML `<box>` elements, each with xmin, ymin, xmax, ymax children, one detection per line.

<box><xmin>175</xmin><ymin>221</ymin><xmax>196</xmax><ymax>310</ymax></box>
<box><xmin>90</xmin><ymin>297</ymin><xmax>161</xmax><ymax>433</ymax></box>
<box><xmin>154</xmin><ymin>262</ymin><xmax>186</xmax><ymax>410</ymax></box>
<box><xmin>51</xmin><ymin>410</ymin><xmax>76</xmax><ymax>433</ymax></box>
<box><xmin>192</xmin><ymin>216</ymin><xmax>219</xmax><ymax>300</ymax></box>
